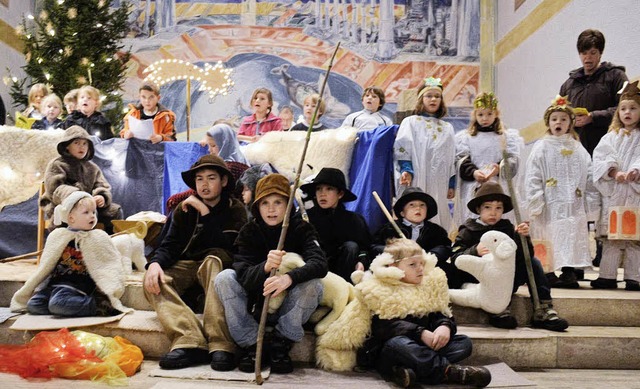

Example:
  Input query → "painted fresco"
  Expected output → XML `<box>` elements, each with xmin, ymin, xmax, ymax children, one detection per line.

<box><xmin>116</xmin><ymin>0</ymin><xmax>480</xmax><ymax>132</ymax></box>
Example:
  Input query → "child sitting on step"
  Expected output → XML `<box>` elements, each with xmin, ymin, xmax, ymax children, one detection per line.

<box><xmin>10</xmin><ymin>191</ymin><xmax>132</xmax><ymax>317</ymax></box>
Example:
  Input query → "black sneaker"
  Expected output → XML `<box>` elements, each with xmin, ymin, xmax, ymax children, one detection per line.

<box><xmin>531</xmin><ymin>301</ymin><xmax>569</xmax><ymax>332</ymax></box>
<box><xmin>625</xmin><ymin>280</ymin><xmax>640</xmax><ymax>291</ymax></box>
<box><xmin>237</xmin><ymin>345</ymin><xmax>259</xmax><ymax>373</ymax></box>
<box><xmin>210</xmin><ymin>350</ymin><xmax>236</xmax><ymax>371</ymax></box>
<box><xmin>391</xmin><ymin>366</ymin><xmax>416</xmax><ymax>388</ymax></box>
<box><xmin>269</xmin><ymin>331</ymin><xmax>294</xmax><ymax>374</ymax></box>
<box><xmin>446</xmin><ymin>364</ymin><xmax>492</xmax><ymax>387</ymax></box>
<box><xmin>159</xmin><ymin>348</ymin><xmax>210</xmax><ymax>369</ymax></box>
<box><xmin>488</xmin><ymin>310</ymin><xmax>518</xmax><ymax>329</ymax></box>
<box><xmin>591</xmin><ymin>277</ymin><xmax>618</xmax><ymax>289</ymax></box>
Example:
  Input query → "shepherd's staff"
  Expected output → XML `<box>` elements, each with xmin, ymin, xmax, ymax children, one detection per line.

<box><xmin>372</xmin><ymin>191</ymin><xmax>406</xmax><ymax>239</ymax></box>
<box><xmin>500</xmin><ymin>137</ymin><xmax>542</xmax><ymax>315</ymax></box>
<box><xmin>254</xmin><ymin>42</ymin><xmax>341</xmax><ymax>384</ymax></box>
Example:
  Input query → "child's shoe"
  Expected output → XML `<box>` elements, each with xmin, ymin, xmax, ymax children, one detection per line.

<box><xmin>391</xmin><ymin>366</ymin><xmax>416</xmax><ymax>388</ymax></box>
<box><xmin>237</xmin><ymin>345</ymin><xmax>259</xmax><ymax>373</ymax></box>
<box><xmin>531</xmin><ymin>300</ymin><xmax>568</xmax><ymax>332</ymax></box>
<box><xmin>488</xmin><ymin>308</ymin><xmax>518</xmax><ymax>329</ymax></box>
<box><xmin>625</xmin><ymin>279</ymin><xmax>640</xmax><ymax>291</ymax></box>
<box><xmin>445</xmin><ymin>364</ymin><xmax>492</xmax><ymax>387</ymax></box>
<box><xmin>269</xmin><ymin>331</ymin><xmax>293</xmax><ymax>374</ymax></box>
<box><xmin>590</xmin><ymin>277</ymin><xmax>618</xmax><ymax>289</ymax></box>
<box><xmin>555</xmin><ymin>268</ymin><xmax>579</xmax><ymax>289</ymax></box>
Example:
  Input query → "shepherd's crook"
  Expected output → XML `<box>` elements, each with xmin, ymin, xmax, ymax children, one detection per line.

<box><xmin>372</xmin><ymin>191</ymin><xmax>406</xmax><ymax>239</ymax></box>
<box><xmin>254</xmin><ymin>42</ymin><xmax>341</xmax><ymax>384</ymax></box>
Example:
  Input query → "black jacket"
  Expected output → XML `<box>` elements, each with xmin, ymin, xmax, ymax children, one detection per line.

<box><xmin>233</xmin><ymin>213</ymin><xmax>327</xmax><ymax>314</ymax></box>
<box><xmin>451</xmin><ymin>218</ymin><xmax>532</xmax><ymax>264</ymax></box>
<box><xmin>63</xmin><ymin>110</ymin><xmax>114</xmax><ymax>140</ymax></box>
<box><xmin>150</xmin><ymin>195</ymin><xmax>247</xmax><ymax>269</ymax></box>
<box><xmin>373</xmin><ymin>220</ymin><xmax>451</xmax><ymax>263</ymax></box>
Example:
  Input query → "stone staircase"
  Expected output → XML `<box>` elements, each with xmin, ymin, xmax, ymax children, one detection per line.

<box><xmin>1</xmin><ymin>259</ymin><xmax>640</xmax><ymax>369</ymax></box>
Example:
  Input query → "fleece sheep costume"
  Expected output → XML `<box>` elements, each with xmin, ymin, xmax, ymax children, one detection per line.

<box><xmin>315</xmin><ymin>250</ymin><xmax>451</xmax><ymax>371</ymax></box>
<box><xmin>10</xmin><ymin>228</ymin><xmax>133</xmax><ymax>314</ymax></box>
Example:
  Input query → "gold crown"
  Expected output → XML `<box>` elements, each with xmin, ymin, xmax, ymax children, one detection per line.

<box><xmin>544</xmin><ymin>95</ymin><xmax>575</xmax><ymax>125</ymax></box>
<box><xmin>473</xmin><ymin>92</ymin><xmax>498</xmax><ymax>110</ymax></box>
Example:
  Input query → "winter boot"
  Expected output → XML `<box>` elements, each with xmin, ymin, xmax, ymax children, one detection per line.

<box><xmin>269</xmin><ymin>331</ymin><xmax>294</xmax><ymax>374</ymax></box>
<box><xmin>488</xmin><ymin>305</ymin><xmax>518</xmax><ymax>329</ymax></box>
<box><xmin>237</xmin><ymin>345</ymin><xmax>260</xmax><ymax>373</ymax></box>
<box><xmin>531</xmin><ymin>300</ymin><xmax>569</xmax><ymax>332</ymax></box>
<box><xmin>555</xmin><ymin>267</ymin><xmax>579</xmax><ymax>289</ymax></box>
<box><xmin>445</xmin><ymin>364</ymin><xmax>492</xmax><ymax>387</ymax></box>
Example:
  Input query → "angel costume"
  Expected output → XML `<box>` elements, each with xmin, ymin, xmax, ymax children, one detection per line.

<box><xmin>394</xmin><ymin>115</ymin><xmax>455</xmax><ymax>231</ymax></box>
<box><xmin>592</xmin><ymin>128</ymin><xmax>640</xmax><ymax>283</ymax></box>
<box><xmin>525</xmin><ymin>134</ymin><xmax>599</xmax><ymax>271</ymax></box>
<box><xmin>454</xmin><ymin>128</ymin><xmax>522</xmax><ymax>226</ymax></box>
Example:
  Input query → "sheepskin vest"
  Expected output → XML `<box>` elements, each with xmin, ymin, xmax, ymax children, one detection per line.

<box><xmin>11</xmin><ymin>228</ymin><xmax>133</xmax><ymax>314</ymax></box>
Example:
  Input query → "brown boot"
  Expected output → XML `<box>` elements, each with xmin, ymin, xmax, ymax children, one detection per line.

<box><xmin>445</xmin><ymin>364</ymin><xmax>492</xmax><ymax>387</ymax></box>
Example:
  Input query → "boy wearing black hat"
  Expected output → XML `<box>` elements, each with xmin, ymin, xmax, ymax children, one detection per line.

<box><xmin>300</xmin><ymin>167</ymin><xmax>372</xmax><ymax>283</ymax></box>
<box><xmin>144</xmin><ymin>154</ymin><xmax>247</xmax><ymax>371</ymax></box>
<box><xmin>451</xmin><ymin>181</ymin><xmax>569</xmax><ymax>332</ymax></box>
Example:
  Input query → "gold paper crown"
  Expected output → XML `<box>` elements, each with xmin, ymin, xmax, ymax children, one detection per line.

<box><xmin>418</xmin><ymin>77</ymin><xmax>443</xmax><ymax>98</ymax></box>
<box><xmin>544</xmin><ymin>95</ymin><xmax>575</xmax><ymax>125</ymax></box>
<box><xmin>473</xmin><ymin>92</ymin><xmax>498</xmax><ymax>110</ymax></box>
<box><xmin>619</xmin><ymin>81</ymin><xmax>640</xmax><ymax>103</ymax></box>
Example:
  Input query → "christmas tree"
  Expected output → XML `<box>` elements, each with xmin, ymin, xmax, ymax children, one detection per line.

<box><xmin>9</xmin><ymin>0</ymin><xmax>131</xmax><ymax>128</ymax></box>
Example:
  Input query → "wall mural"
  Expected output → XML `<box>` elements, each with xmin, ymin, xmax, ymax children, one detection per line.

<box><xmin>116</xmin><ymin>0</ymin><xmax>480</xmax><ymax>132</ymax></box>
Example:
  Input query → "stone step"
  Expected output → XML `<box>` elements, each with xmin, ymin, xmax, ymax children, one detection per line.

<box><xmin>3</xmin><ymin>310</ymin><xmax>639</xmax><ymax>369</ymax></box>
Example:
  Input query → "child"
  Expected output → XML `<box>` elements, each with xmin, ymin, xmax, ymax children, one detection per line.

<box><xmin>394</xmin><ymin>77</ymin><xmax>456</xmax><ymax>232</ymax></box>
<box><xmin>40</xmin><ymin>125</ymin><xmax>122</xmax><ymax>234</ymax></box>
<box><xmin>237</xmin><ymin>87</ymin><xmax>282</xmax><ymax>143</ymax></box>
<box><xmin>215</xmin><ymin>173</ymin><xmax>327</xmax><ymax>374</ymax></box>
<box><xmin>341</xmin><ymin>86</ymin><xmax>392</xmax><ymax>131</ymax></box>
<box><xmin>525</xmin><ymin>96</ymin><xmax>599</xmax><ymax>288</ymax></box>
<box><xmin>591</xmin><ymin>81</ymin><xmax>640</xmax><ymax>291</ymax></box>
<box><xmin>121</xmin><ymin>82</ymin><xmax>176</xmax><ymax>143</ymax></box>
<box><xmin>22</xmin><ymin>83</ymin><xmax>49</xmax><ymax>119</ymax></box>
<box><xmin>316</xmin><ymin>239</ymin><xmax>490</xmax><ymax>388</ymax></box>
<box><xmin>63</xmin><ymin>85</ymin><xmax>114</xmax><ymax>140</ymax></box>
<box><xmin>11</xmin><ymin>191</ymin><xmax>132</xmax><ymax>317</ymax></box>
<box><xmin>31</xmin><ymin>93</ymin><xmax>64</xmax><ymax>130</ymax></box>
<box><xmin>63</xmin><ymin>89</ymin><xmax>79</xmax><ymax>115</ymax></box>
<box><xmin>451</xmin><ymin>181</ymin><xmax>569</xmax><ymax>331</ymax></box>
<box><xmin>455</xmin><ymin>92</ymin><xmax>522</xmax><ymax>226</ymax></box>
<box><xmin>373</xmin><ymin>187</ymin><xmax>455</xmax><ymax>284</ymax></box>
<box><xmin>278</xmin><ymin>105</ymin><xmax>294</xmax><ymax>131</ymax></box>
<box><xmin>300</xmin><ymin>167</ymin><xmax>371</xmax><ymax>282</ymax></box>
<box><xmin>291</xmin><ymin>93</ymin><xmax>327</xmax><ymax>132</ymax></box>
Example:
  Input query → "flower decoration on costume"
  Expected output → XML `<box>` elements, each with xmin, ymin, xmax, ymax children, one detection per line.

<box><xmin>473</xmin><ymin>92</ymin><xmax>498</xmax><ymax>110</ymax></box>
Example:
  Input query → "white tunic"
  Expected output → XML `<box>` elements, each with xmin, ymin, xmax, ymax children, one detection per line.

<box><xmin>592</xmin><ymin>129</ymin><xmax>640</xmax><ymax>233</ymax></box>
<box><xmin>394</xmin><ymin>115</ymin><xmax>455</xmax><ymax>231</ymax></box>
<box><xmin>454</xmin><ymin>129</ymin><xmax>522</xmax><ymax>225</ymax></box>
<box><xmin>341</xmin><ymin>109</ymin><xmax>392</xmax><ymax>131</ymax></box>
<box><xmin>525</xmin><ymin>134</ymin><xmax>598</xmax><ymax>270</ymax></box>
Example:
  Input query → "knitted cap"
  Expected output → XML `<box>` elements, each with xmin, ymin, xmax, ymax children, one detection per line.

<box><xmin>53</xmin><ymin>191</ymin><xmax>94</xmax><ymax>226</ymax></box>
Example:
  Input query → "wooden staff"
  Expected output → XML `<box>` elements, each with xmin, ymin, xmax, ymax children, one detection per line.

<box><xmin>372</xmin><ymin>191</ymin><xmax>406</xmax><ymax>239</ymax></box>
<box><xmin>254</xmin><ymin>42</ymin><xmax>341</xmax><ymax>385</ymax></box>
<box><xmin>500</xmin><ymin>137</ymin><xmax>542</xmax><ymax>314</ymax></box>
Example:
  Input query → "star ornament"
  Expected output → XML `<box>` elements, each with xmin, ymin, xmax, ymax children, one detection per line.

<box><xmin>143</xmin><ymin>59</ymin><xmax>234</xmax><ymax>98</ymax></box>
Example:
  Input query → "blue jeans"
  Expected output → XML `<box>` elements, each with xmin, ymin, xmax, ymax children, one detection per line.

<box><xmin>376</xmin><ymin>334</ymin><xmax>473</xmax><ymax>385</ymax></box>
<box><xmin>215</xmin><ymin>269</ymin><xmax>323</xmax><ymax>347</ymax></box>
<box><xmin>27</xmin><ymin>285</ymin><xmax>97</xmax><ymax>317</ymax></box>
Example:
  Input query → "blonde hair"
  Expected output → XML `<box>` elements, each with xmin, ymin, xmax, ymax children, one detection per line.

<box><xmin>78</xmin><ymin>85</ymin><xmax>102</xmax><ymax>110</ymax></box>
<box><xmin>384</xmin><ymin>238</ymin><xmax>423</xmax><ymax>263</ymax></box>
<box><xmin>28</xmin><ymin>83</ymin><xmax>50</xmax><ymax>105</ymax></box>
<box><xmin>304</xmin><ymin>93</ymin><xmax>326</xmax><ymax>116</ymax></box>
<box><xmin>40</xmin><ymin>93</ymin><xmax>63</xmax><ymax>110</ymax></box>
<box><xmin>250</xmin><ymin>87</ymin><xmax>274</xmax><ymax>114</ymax></box>
<box><xmin>63</xmin><ymin>89</ymin><xmax>79</xmax><ymax>105</ymax></box>
<box><xmin>609</xmin><ymin>98</ymin><xmax>640</xmax><ymax>133</ymax></box>
<box><xmin>467</xmin><ymin>109</ymin><xmax>505</xmax><ymax>136</ymax></box>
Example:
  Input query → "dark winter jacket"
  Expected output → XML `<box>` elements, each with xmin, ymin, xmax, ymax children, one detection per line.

<box><xmin>32</xmin><ymin>117</ymin><xmax>64</xmax><ymax>131</ymax></box>
<box><xmin>63</xmin><ymin>110</ymin><xmax>114</xmax><ymax>140</ymax></box>
<box><xmin>149</xmin><ymin>194</ymin><xmax>247</xmax><ymax>270</ymax></box>
<box><xmin>371</xmin><ymin>312</ymin><xmax>457</xmax><ymax>346</ymax></box>
<box><xmin>452</xmin><ymin>218</ymin><xmax>532</xmax><ymax>264</ymax></box>
<box><xmin>233</xmin><ymin>213</ymin><xmax>327</xmax><ymax>314</ymax></box>
<box><xmin>373</xmin><ymin>220</ymin><xmax>451</xmax><ymax>263</ymax></box>
<box><xmin>559</xmin><ymin>61</ymin><xmax>628</xmax><ymax>155</ymax></box>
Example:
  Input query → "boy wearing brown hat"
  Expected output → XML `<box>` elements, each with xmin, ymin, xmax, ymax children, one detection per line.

<box><xmin>300</xmin><ymin>167</ymin><xmax>372</xmax><ymax>283</ymax></box>
<box><xmin>451</xmin><ymin>182</ymin><xmax>569</xmax><ymax>332</ymax></box>
<box><xmin>41</xmin><ymin>125</ymin><xmax>122</xmax><ymax>233</ymax></box>
<box><xmin>144</xmin><ymin>154</ymin><xmax>247</xmax><ymax>371</ymax></box>
<box><xmin>215</xmin><ymin>173</ymin><xmax>327</xmax><ymax>374</ymax></box>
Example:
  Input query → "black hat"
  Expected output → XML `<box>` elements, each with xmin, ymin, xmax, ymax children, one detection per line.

<box><xmin>467</xmin><ymin>181</ymin><xmax>513</xmax><ymax>214</ymax></box>
<box><xmin>181</xmin><ymin>154</ymin><xmax>233</xmax><ymax>191</ymax></box>
<box><xmin>393</xmin><ymin>187</ymin><xmax>438</xmax><ymax>220</ymax></box>
<box><xmin>299</xmin><ymin>167</ymin><xmax>357</xmax><ymax>203</ymax></box>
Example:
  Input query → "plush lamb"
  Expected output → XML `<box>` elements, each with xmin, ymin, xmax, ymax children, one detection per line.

<box><xmin>449</xmin><ymin>230</ymin><xmax>517</xmax><ymax>314</ymax></box>
<box><xmin>111</xmin><ymin>234</ymin><xmax>147</xmax><ymax>274</ymax></box>
<box><xmin>269</xmin><ymin>253</ymin><xmax>355</xmax><ymax>335</ymax></box>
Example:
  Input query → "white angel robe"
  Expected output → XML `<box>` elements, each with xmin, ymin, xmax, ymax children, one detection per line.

<box><xmin>454</xmin><ymin>129</ymin><xmax>522</xmax><ymax>226</ymax></box>
<box><xmin>394</xmin><ymin>115</ymin><xmax>455</xmax><ymax>231</ymax></box>
<box><xmin>525</xmin><ymin>134</ymin><xmax>599</xmax><ymax>270</ymax></box>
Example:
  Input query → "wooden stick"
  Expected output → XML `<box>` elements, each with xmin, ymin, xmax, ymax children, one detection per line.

<box><xmin>37</xmin><ymin>182</ymin><xmax>45</xmax><ymax>264</ymax></box>
<box><xmin>372</xmin><ymin>191</ymin><xmax>406</xmax><ymax>239</ymax></box>
<box><xmin>254</xmin><ymin>42</ymin><xmax>341</xmax><ymax>385</ymax></box>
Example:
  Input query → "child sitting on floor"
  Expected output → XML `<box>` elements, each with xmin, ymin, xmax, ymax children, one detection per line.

<box><xmin>10</xmin><ymin>191</ymin><xmax>132</xmax><ymax>317</ymax></box>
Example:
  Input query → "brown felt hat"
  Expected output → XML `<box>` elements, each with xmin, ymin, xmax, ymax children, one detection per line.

<box><xmin>467</xmin><ymin>181</ymin><xmax>513</xmax><ymax>214</ymax></box>
<box><xmin>181</xmin><ymin>154</ymin><xmax>233</xmax><ymax>191</ymax></box>
<box><xmin>252</xmin><ymin>173</ymin><xmax>291</xmax><ymax>214</ymax></box>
